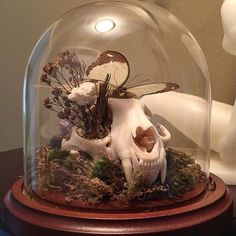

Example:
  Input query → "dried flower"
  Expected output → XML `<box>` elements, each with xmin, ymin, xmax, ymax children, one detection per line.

<box><xmin>40</xmin><ymin>74</ymin><xmax>51</xmax><ymax>85</ymax></box>
<box><xmin>43</xmin><ymin>62</ymin><xmax>58</xmax><ymax>78</ymax></box>
<box><xmin>43</xmin><ymin>98</ymin><xmax>53</xmax><ymax>109</ymax></box>
<box><xmin>52</xmin><ymin>88</ymin><xmax>62</xmax><ymax>96</ymax></box>
<box><xmin>45</xmin><ymin>104</ymin><xmax>52</xmax><ymax>109</ymax></box>
<box><xmin>41</xmin><ymin>51</ymin><xmax>111</xmax><ymax>139</ymax></box>
<box><xmin>57</xmin><ymin>111</ymin><xmax>69</xmax><ymax>119</ymax></box>
<box><xmin>64</xmin><ymin>107</ymin><xmax>71</xmax><ymax>115</ymax></box>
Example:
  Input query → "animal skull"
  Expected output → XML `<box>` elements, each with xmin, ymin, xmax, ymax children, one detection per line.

<box><xmin>62</xmin><ymin>98</ymin><xmax>170</xmax><ymax>186</ymax></box>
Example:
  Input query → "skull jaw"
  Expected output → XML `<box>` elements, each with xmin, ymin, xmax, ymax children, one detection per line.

<box><xmin>121</xmin><ymin>146</ymin><xmax>167</xmax><ymax>187</ymax></box>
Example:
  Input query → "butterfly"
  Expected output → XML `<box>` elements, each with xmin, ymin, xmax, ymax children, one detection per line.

<box><xmin>86</xmin><ymin>50</ymin><xmax>179</xmax><ymax>98</ymax></box>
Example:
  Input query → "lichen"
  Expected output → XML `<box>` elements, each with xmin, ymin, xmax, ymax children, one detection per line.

<box><xmin>49</xmin><ymin>162</ymin><xmax>113</xmax><ymax>203</ymax></box>
<box><xmin>165</xmin><ymin>148</ymin><xmax>204</xmax><ymax>196</ymax></box>
<box><xmin>33</xmin><ymin>147</ymin><xmax>205</xmax><ymax>205</ymax></box>
<box><xmin>115</xmin><ymin>170</ymin><xmax>169</xmax><ymax>202</ymax></box>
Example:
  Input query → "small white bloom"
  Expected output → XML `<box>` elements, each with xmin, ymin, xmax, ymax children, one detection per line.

<box><xmin>68</xmin><ymin>82</ymin><xmax>97</xmax><ymax>105</ymax></box>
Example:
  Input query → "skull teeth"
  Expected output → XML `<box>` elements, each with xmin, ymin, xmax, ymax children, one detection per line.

<box><xmin>143</xmin><ymin>160</ymin><xmax>157</xmax><ymax>166</ymax></box>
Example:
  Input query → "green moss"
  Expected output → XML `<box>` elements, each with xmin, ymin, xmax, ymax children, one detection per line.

<box><xmin>91</xmin><ymin>156</ymin><xmax>123</xmax><ymax>180</ymax></box>
<box><xmin>36</xmin><ymin>147</ymin><xmax>204</xmax><ymax>204</ymax></box>
<box><xmin>165</xmin><ymin>148</ymin><xmax>203</xmax><ymax>196</ymax></box>
<box><xmin>91</xmin><ymin>156</ymin><xmax>112</xmax><ymax>180</ymax></box>
<box><xmin>47</xmin><ymin>149</ymin><xmax>70</xmax><ymax>161</ymax></box>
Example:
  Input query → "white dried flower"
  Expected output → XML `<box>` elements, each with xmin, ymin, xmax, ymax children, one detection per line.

<box><xmin>68</xmin><ymin>82</ymin><xmax>97</xmax><ymax>105</ymax></box>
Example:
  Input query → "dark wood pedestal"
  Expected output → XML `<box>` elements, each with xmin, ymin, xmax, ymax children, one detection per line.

<box><xmin>3</xmin><ymin>174</ymin><xmax>233</xmax><ymax>236</ymax></box>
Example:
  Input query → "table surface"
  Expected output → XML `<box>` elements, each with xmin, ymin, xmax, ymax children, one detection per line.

<box><xmin>0</xmin><ymin>148</ymin><xmax>235</xmax><ymax>235</ymax></box>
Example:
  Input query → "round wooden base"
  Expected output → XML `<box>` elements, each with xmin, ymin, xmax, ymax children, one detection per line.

<box><xmin>4</xmin><ymin>174</ymin><xmax>233</xmax><ymax>236</ymax></box>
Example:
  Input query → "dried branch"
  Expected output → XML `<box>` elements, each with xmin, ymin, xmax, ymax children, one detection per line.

<box><xmin>41</xmin><ymin>51</ymin><xmax>111</xmax><ymax>139</ymax></box>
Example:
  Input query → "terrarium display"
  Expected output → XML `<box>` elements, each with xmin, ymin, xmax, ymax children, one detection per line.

<box><xmin>23</xmin><ymin>1</ymin><xmax>211</xmax><ymax>210</ymax></box>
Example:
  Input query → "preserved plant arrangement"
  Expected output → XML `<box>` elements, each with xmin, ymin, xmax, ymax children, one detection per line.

<box><xmin>5</xmin><ymin>3</ymin><xmax>230</xmax><ymax>235</ymax></box>
<box><xmin>32</xmin><ymin>50</ymin><xmax>206</xmax><ymax>208</ymax></box>
<box><xmin>23</xmin><ymin>0</ymin><xmax>212</xmax><ymax>212</ymax></box>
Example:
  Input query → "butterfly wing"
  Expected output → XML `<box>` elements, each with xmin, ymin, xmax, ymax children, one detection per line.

<box><xmin>127</xmin><ymin>82</ymin><xmax>179</xmax><ymax>98</ymax></box>
<box><xmin>86</xmin><ymin>51</ymin><xmax>130</xmax><ymax>87</ymax></box>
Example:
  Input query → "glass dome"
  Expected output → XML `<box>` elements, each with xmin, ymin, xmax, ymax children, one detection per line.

<box><xmin>23</xmin><ymin>0</ymin><xmax>211</xmax><ymax>210</ymax></box>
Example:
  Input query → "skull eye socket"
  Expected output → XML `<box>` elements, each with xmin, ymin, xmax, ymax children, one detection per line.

<box><xmin>133</xmin><ymin>126</ymin><xmax>156</xmax><ymax>152</ymax></box>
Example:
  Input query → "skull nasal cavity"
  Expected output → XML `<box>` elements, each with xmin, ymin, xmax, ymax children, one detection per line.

<box><xmin>134</xmin><ymin>126</ymin><xmax>156</xmax><ymax>153</ymax></box>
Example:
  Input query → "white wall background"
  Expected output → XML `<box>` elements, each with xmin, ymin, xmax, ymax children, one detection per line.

<box><xmin>0</xmin><ymin>0</ymin><xmax>236</xmax><ymax>152</ymax></box>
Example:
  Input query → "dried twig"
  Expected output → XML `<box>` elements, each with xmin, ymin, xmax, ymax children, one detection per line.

<box><xmin>41</xmin><ymin>51</ymin><xmax>111</xmax><ymax>139</ymax></box>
